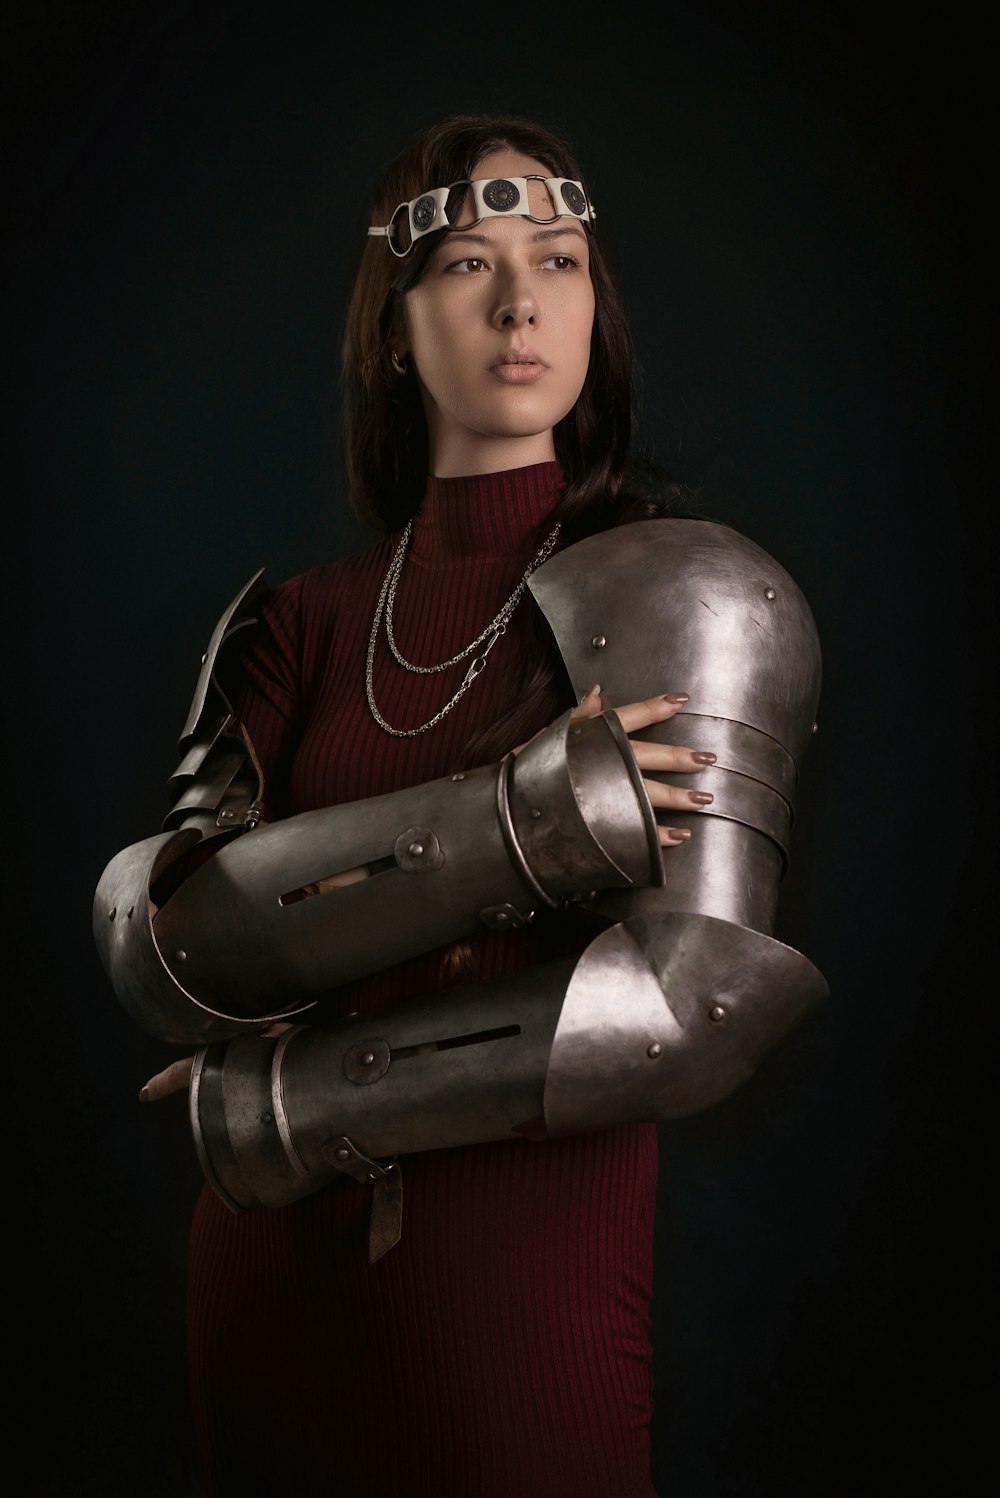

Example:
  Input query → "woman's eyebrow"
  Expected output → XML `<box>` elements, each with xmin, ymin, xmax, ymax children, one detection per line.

<box><xmin>439</xmin><ymin>231</ymin><xmax>492</xmax><ymax>248</ymax></box>
<box><xmin>528</xmin><ymin>225</ymin><xmax>589</xmax><ymax>245</ymax></box>
<box><xmin>439</xmin><ymin>224</ymin><xmax>589</xmax><ymax>251</ymax></box>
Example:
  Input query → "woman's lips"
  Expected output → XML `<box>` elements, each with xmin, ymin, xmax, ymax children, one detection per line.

<box><xmin>490</xmin><ymin>350</ymin><xmax>549</xmax><ymax>384</ymax></box>
<box><xmin>491</xmin><ymin>362</ymin><xmax>548</xmax><ymax>383</ymax></box>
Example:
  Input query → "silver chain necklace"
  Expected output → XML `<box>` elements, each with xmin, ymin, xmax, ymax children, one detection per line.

<box><xmin>365</xmin><ymin>517</ymin><xmax>562</xmax><ymax>737</ymax></box>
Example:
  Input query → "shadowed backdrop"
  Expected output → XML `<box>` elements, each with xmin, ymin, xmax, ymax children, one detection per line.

<box><xmin>4</xmin><ymin>3</ymin><xmax>989</xmax><ymax>1493</ymax></box>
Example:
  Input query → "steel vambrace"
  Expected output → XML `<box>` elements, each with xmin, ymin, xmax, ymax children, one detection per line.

<box><xmin>94</xmin><ymin>707</ymin><xmax>662</xmax><ymax>1045</ymax></box>
<box><xmin>191</xmin><ymin>910</ymin><xmax>826</xmax><ymax>1215</ymax></box>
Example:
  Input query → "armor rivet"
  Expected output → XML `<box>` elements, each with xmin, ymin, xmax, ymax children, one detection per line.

<box><xmin>569</xmin><ymin>727</ymin><xmax>581</xmax><ymax>735</ymax></box>
<box><xmin>201</xmin><ymin>653</ymin><xmax>207</xmax><ymax>664</ymax></box>
<box><xmin>591</xmin><ymin>634</ymin><xmax>607</xmax><ymax>648</ymax></box>
<box><xmin>408</xmin><ymin>841</ymin><xmax>424</xmax><ymax>857</ymax></box>
<box><xmin>647</xmin><ymin>1042</ymin><xmax>662</xmax><ymax>1059</ymax></box>
<box><xmin>175</xmin><ymin>950</ymin><xmax>187</xmax><ymax>962</ymax></box>
<box><xmin>708</xmin><ymin>1004</ymin><xmax>726</xmax><ymax>1023</ymax></box>
<box><xmin>764</xmin><ymin>587</ymin><xmax>777</xmax><ymax>601</ymax></box>
<box><xmin>347</xmin><ymin>1011</ymin><xmax>359</xmax><ymax>1019</ymax></box>
<box><xmin>495</xmin><ymin>911</ymin><xmax>510</xmax><ymax>923</ymax></box>
<box><xmin>368</xmin><ymin>1171</ymin><xmax>378</xmax><ymax>1182</ymax></box>
<box><xmin>531</xmin><ymin>808</ymin><xmax>542</xmax><ymax>819</ymax></box>
<box><xmin>259</xmin><ymin>1111</ymin><xmax>273</xmax><ymax>1125</ymax></box>
<box><xmin>361</xmin><ymin>1052</ymin><xmax>376</xmax><ymax>1066</ymax></box>
<box><xmin>335</xmin><ymin>1147</ymin><xmax>350</xmax><ymax>1161</ymax></box>
<box><xmin>812</xmin><ymin>721</ymin><xmax>819</xmax><ymax>734</ymax></box>
<box><xmin>109</xmin><ymin>907</ymin><xmax>117</xmax><ymax>921</ymax></box>
<box><xmin>452</xmin><ymin>772</ymin><xmax>465</xmax><ymax>781</ymax></box>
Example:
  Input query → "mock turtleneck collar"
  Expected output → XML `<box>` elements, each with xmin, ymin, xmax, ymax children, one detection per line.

<box><xmin>407</xmin><ymin>461</ymin><xmax>564</xmax><ymax>564</ymax></box>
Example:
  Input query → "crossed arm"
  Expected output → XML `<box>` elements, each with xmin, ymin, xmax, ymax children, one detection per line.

<box><xmin>139</xmin><ymin>685</ymin><xmax>716</xmax><ymax>1101</ymax></box>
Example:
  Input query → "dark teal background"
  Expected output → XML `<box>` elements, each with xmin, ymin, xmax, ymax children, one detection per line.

<box><xmin>5</xmin><ymin>3</ymin><xmax>990</xmax><ymax>1492</ymax></box>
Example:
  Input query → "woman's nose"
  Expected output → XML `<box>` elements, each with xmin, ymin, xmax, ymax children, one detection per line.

<box><xmin>490</xmin><ymin>276</ymin><xmax>539</xmax><ymax>329</ymax></box>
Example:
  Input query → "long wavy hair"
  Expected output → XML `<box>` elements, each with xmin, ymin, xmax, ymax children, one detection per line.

<box><xmin>342</xmin><ymin>113</ymin><xmax>686</xmax><ymax>765</ymax></box>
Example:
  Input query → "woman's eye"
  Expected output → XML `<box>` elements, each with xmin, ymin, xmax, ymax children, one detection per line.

<box><xmin>542</xmin><ymin>254</ymin><xmax>579</xmax><ymax>271</ymax></box>
<box><xmin>450</xmin><ymin>257</ymin><xmax>487</xmax><ymax>273</ymax></box>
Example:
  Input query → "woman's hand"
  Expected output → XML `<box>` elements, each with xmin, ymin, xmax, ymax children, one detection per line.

<box><xmin>139</xmin><ymin>1021</ymin><xmax>295</xmax><ymax>1104</ymax></box>
<box><xmin>570</xmin><ymin>684</ymin><xmax>715</xmax><ymax>848</ymax></box>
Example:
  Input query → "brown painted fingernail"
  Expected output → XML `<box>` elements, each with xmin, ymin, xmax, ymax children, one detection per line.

<box><xmin>689</xmin><ymin>791</ymin><xmax>714</xmax><ymax>805</ymax></box>
<box><xmin>665</xmin><ymin>827</ymin><xmax>692</xmax><ymax>840</ymax></box>
<box><xmin>139</xmin><ymin>1086</ymin><xmax>150</xmax><ymax>1103</ymax></box>
<box><xmin>664</xmin><ymin>693</ymin><xmax>689</xmax><ymax>704</ymax></box>
<box><xmin>691</xmin><ymin>751</ymin><xmax>716</xmax><ymax>765</ymax></box>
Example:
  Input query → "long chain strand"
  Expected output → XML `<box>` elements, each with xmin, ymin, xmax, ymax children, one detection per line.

<box><xmin>366</xmin><ymin>519</ymin><xmax>562</xmax><ymax>737</ymax></box>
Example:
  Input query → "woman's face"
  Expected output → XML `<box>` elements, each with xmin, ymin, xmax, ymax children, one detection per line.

<box><xmin>401</xmin><ymin>149</ymin><xmax>596</xmax><ymax>476</ymax></box>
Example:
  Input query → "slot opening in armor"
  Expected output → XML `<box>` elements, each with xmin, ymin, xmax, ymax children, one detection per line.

<box><xmin>278</xmin><ymin>856</ymin><xmax>393</xmax><ymax>906</ymax></box>
<box><xmin>392</xmin><ymin>1024</ymin><xmax>521</xmax><ymax>1060</ymax></box>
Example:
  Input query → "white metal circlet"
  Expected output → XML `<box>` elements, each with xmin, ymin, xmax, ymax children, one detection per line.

<box><xmin>365</xmin><ymin>518</ymin><xmax>562</xmax><ymax>737</ymax></box>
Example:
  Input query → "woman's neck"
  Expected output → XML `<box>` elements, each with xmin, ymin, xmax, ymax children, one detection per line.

<box><xmin>426</xmin><ymin>429</ymin><xmax>557</xmax><ymax>479</ymax></box>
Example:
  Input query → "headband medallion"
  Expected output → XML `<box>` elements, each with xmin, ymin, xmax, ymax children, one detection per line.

<box><xmin>369</xmin><ymin>175</ymin><xmax>596</xmax><ymax>257</ymax></box>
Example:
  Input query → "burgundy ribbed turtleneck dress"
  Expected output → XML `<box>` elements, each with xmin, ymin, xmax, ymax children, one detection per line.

<box><xmin>186</xmin><ymin>462</ymin><xmax>659</xmax><ymax>1498</ymax></box>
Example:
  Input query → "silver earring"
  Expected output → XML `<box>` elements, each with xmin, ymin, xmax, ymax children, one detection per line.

<box><xmin>391</xmin><ymin>350</ymin><xmax>408</xmax><ymax>376</ymax></box>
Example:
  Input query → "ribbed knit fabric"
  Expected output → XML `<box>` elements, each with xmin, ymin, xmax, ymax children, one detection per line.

<box><xmin>186</xmin><ymin>462</ymin><xmax>659</xmax><ymax>1498</ymax></box>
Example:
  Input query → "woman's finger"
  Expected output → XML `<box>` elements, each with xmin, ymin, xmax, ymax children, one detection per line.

<box><xmin>610</xmin><ymin>692</ymin><xmax>691</xmax><ymax>734</ymax></box>
<box><xmin>658</xmin><ymin>825</ymin><xmax>693</xmax><ymax>848</ymax></box>
<box><xmin>576</xmin><ymin>686</ymin><xmax>712</xmax><ymax>741</ymax></box>
<box><xmin>632</xmin><ymin>741</ymin><xmax>716</xmax><ymax>774</ymax></box>
<box><xmin>643</xmin><ymin>779</ymin><xmax>715</xmax><ymax>814</ymax></box>
<box><xmin>139</xmin><ymin>1056</ymin><xmax>194</xmax><ymax>1102</ymax></box>
<box><xmin>138</xmin><ymin>1020</ymin><xmax>295</xmax><ymax>1104</ymax></box>
<box><xmin>569</xmin><ymin>686</ymin><xmax>703</xmax><ymax>741</ymax></box>
<box><xmin>569</xmin><ymin>682</ymin><xmax>605</xmax><ymax>721</ymax></box>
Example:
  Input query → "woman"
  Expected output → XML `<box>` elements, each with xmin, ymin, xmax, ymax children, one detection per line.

<box><xmin>120</xmin><ymin>113</ymin><xmax>823</xmax><ymax>1497</ymax></box>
